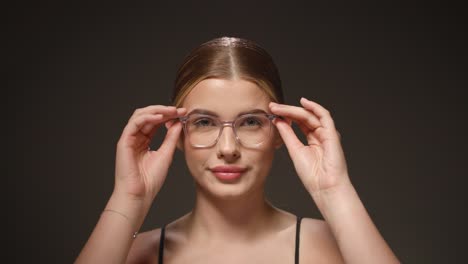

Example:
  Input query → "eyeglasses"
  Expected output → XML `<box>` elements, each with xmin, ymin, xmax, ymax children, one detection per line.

<box><xmin>179</xmin><ymin>113</ymin><xmax>280</xmax><ymax>148</ymax></box>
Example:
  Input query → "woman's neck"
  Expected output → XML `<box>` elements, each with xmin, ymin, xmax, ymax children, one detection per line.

<box><xmin>185</xmin><ymin>186</ymin><xmax>276</xmax><ymax>243</ymax></box>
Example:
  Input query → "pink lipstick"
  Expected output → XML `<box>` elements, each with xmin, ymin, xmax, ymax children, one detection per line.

<box><xmin>210</xmin><ymin>165</ymin><xmax>247</xmax><ymax>181</ymax></box>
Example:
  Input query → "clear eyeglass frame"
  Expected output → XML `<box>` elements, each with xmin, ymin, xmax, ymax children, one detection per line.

<box><xmin>178</xmin><ymin>113</ymin><xmax>281</xmax><ymax>148</ymax></box>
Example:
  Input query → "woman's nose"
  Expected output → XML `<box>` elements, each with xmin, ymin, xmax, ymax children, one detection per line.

<box><xmin>216</xmin><ymin>126</ymin><xmax>240</xmax><ymax>160</ymax></box>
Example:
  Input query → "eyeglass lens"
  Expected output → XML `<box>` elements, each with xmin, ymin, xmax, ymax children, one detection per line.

<box><xmin>185</xmin><ymin>114</ymin><xmax>272</xmax><ymax>147</ymax></box>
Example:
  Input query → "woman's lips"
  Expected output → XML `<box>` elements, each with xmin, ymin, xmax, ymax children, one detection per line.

<box><xmin>210</xmin><ymin>166</ymin><xmax>247</xmax><ymax>181</ymax></box>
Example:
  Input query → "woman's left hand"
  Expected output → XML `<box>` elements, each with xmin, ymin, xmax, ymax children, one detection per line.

<box><xmin>269</xmin><ymin>97</ymin><xmax>350</xmax><ymax>195</ymax></box>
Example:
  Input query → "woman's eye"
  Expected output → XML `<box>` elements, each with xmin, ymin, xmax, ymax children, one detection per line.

<box><xmin>241</xmin><ymin>117</ymin><xmax>262</xmax><ymax>126</ymax></box>
<box><xmin>193</xmin><ymin>118</ymin><xmax>215</xmax><ymax>127</ymax></box>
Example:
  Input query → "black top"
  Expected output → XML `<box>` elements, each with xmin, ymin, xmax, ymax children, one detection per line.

<box><xmin>158</xmin><ymin>216</ymin><xmax>303</xmax><ymax>264</ymax></box>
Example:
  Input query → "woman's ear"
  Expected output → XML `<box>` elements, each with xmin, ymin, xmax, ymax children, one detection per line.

<box><xmin>166</xmin><ymin>119</ymin><xmax>185</xmax><ymax>152</ymax></box>
<box><xmin>272</xmin><ymin>117</ymin><xmax>291</xmax><ymax>149</ymax></box>
<box><xmin>274</xmin><ymin>138</ymin><xmax>283</xmax><ymax>149</ymax></box>
<box><xmin>176</xmin><ymin>130</ymin><xmax>185</xmax><ymax>152</ymax></box>
<box><xmin>273</xmin><ymin>130</ymin><xmax>284</xmax><ymax>149</ymax></box>
<box><xmin>176</xmin><ymin>136</ymin><xmax>184</xmax><ymax>152</ymax></box>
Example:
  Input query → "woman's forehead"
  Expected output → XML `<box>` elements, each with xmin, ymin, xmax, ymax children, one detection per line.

<box><xmin>187</xmin><ymin>108</ymin><xmax>269</xmax><ymax>117</ymax></box>
<box><xmin>182</xmin><ymin>78</ymin><xmax>271</xmax><ymax>115</ymax></box>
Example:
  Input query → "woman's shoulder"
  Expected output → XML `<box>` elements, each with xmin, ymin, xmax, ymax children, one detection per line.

<box><xmin>299</xmin><ymin>217</ymin><xmax>335</xmax><ymax>245</ymax></box>
<box><xmin>299</xmin><ymin>217</ymin><xmax>344</xmax><ymax>263</ymax></box>
<box><xmin>125</xmin><ymin>214</ymin><xmax>343</xmax><ymax>263</ymax></box>
<box><xmin>126</xmin><ymin>214</ymin><xmax>190</xmax><ymax>264</ymax></box>
<box><xmin>300</xmin><ymin>217</ymin><xmax>328</xmax><ymax>234</ymax></box>
<box><xmin>126</xmin><ymin>227</ymin><xmax>163</xmax><ymax>264</ymax></box>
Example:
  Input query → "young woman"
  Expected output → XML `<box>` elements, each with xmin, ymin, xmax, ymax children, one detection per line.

<box><xmin>75</xmin><ymin>37</ymin><xmax>399</xmax><ymax>263</ymax></box>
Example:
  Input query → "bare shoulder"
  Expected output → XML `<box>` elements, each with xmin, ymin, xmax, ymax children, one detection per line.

<box><xmin>300</xmin><ymin>217</ymin><xmax>345</xmax><ymax>263</ymax></box>
<box><xmin>126</xmin><ymin>228</ymin><xmax>162</xmax><ymax>264</ymax></box>
<box><xmin>126</xmin><ymin>213</ymin><xmax>190</xmax><ymax>263</ymax></box>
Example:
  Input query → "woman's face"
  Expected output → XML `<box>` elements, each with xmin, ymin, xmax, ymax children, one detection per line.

<box><xmin>180</xmin><ymin>78</ymin><xmax>281</xmax><ymax>199</ymax></box>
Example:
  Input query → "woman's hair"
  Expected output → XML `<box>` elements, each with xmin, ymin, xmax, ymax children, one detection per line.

<box><xmin>171</xmin><ymin>36</ymin><xmax>284</xmax><ymax>106</ymax></box>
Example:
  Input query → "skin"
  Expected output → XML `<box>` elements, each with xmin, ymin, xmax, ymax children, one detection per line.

<box><xmin>182</xmin><ymin>78</ymin><xmax>278</xmax><ymax>201</ymax></box>
<box><xmin>75</xmin><ymin>78</ymin><xmax>399</xmax><ymax>264</ymax></box>
<box><xmin>127</xmin><ymin>79</ymin><xmax>344</xmax><ymax>263</ymax></box>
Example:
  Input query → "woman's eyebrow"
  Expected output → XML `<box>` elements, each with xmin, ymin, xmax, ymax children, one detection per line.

<box><xmin>187</xmin><ymin>108</ymin><xmax>268</xmax><ymax>117</ymax></box>
<box><xmin>187</xmin><ymin>109</ymin><xmax>219</xmax><ymax>117</ymax></box>
<box><xmin>237</xmin><ymin>109</ymin><xmax>268</xmax><ymax>116</ymax></box>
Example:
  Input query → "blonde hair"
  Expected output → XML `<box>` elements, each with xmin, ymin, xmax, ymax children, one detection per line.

<box><xmin>171</xmin><ymin>37</ymin><xmax>284</xmax><ymax>107</ymax></box>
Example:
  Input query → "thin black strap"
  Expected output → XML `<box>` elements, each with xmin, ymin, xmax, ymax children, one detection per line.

<box><xmin>158</xmin><ymin>225</ymin><xmax>166</xmax><ymax>264</ymax></box>
<box><xmin>159</xmin><ymin>219</ymin><xmax>302</xmax><ymax>264</ymax></box>
<box><xmin>294</xmin><ymin>216</ymin><xmax>303</xmax><ymax>264</ymax></box>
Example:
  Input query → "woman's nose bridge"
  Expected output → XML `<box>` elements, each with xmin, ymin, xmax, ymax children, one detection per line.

<box><xmin>218</xmin><ymin>122</ymin><xmax>238</xmax><ymax>146</ymax></box>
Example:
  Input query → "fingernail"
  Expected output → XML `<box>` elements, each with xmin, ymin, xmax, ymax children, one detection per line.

<box><xmin>165</xmin><ymin>120</ymin><xmax>175</xmax><ymax>129</ymax></box>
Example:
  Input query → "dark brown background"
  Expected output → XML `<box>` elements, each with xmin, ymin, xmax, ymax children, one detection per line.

<box><xmin>8</xmin><ymin>1</ymin><xmax>466</xmax><ymax>263</ymax></box>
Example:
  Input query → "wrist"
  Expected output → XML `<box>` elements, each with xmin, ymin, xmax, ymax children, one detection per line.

<box><xmin>104</xmin><ymin>192</ymin><xmax>150</xmax><ymax>229</ymax></box>
<box><xmin>310</xmin><ymin>181</ymin><xmax>359</xmax><ymax>220</ymax></box>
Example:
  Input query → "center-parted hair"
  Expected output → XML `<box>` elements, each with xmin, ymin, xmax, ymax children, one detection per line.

<box><xmin>171</xmin><ymin>37</ymin><xmax>284</xmax><ymax>106</ymax></box>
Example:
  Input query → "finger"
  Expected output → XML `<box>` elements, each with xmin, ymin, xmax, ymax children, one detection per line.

<box><xmin>158</xmin><ymin>122</ymin><xmax>183</xmax><ymax>157</ymax></box>
<box><xmin>164</xmin><ymin>108</ymin><xmax>187</xmax><ymax>129</ymax></box>
<box><xmin>297</xmin><ymin>123</ymin><xmax>321</xmax><ymax>146</ymax></box>
<box><xmin>165</xmin><ymin>120</ymin><xmax>174</xmax><ymax>129</ymax></box>
<box><xmin>136</xmin><ymin>109</ymin><xmax>187</xmax><ymax>151</ymax></box>
<box><xmin>131</xmin><ymin>105</ymin><xmax>178</xmax><ymax>118</ymax></box>
<box><xmin>270</xmin><ymin>102</ymin><xmax>322</xmax><ymax>131</ymax></box>
<box><xmin>143</xmin><ymin>108</ymin><xmax>187</xmax><ymax>135</ymax></box>
<box><xmin>118</xmin><ymin>114</ymin><xmax>164</xmax><ymax>150</ymax></box>
<box><xmin>141</xmin><ymin>109</ymin><xmax>185</xmax><ymax>135</ymax></box>
<box><xmin>124</xmin><ymin>110</ymin><xmax>184</xmax><ymax>139</ymax></box>
<box><xmin>148</xmin><ymin>116</ymin><xmax>182</xmax><ymax>145</ymax></box>
<box><xmin>141</xmin><ymin>119</ymin><xmax>164</xmax><ymax>136</ymax></box>
<box><xmin>272</xmin><ymin>118</ymin><xmax>304</xmax><ymax>152</ymax></box>
<box><xmin>123</xmin><ymin>114</ymin><xmax>163</xmax><ymax>139</ymax></box>
<box><xmin>299</xmin><ymin>98</ymin><xmax>336</xmax><ymax>130</ymax></box>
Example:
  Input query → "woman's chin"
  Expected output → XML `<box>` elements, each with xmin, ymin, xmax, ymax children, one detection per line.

<box><xmin>211</xmin><ymin>185</ymin><xmax>248</xmax><ymax>200</ymax></box>
<box><xmin>197</xmin><ymin>182</ymin><xmax>251</xmax><ymax>201</ymax></box>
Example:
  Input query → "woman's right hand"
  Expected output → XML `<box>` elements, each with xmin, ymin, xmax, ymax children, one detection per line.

<box><xmin>113</xmin><ymin>105</ymin><xmax>187</xmax><ymax>206</ymax></box>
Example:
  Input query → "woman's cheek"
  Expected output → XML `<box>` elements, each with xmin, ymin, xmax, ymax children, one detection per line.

<box><xmin>185</xmin><ymin>149</ymin><xmax>210</xmax><ymax>178</ymax></box>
